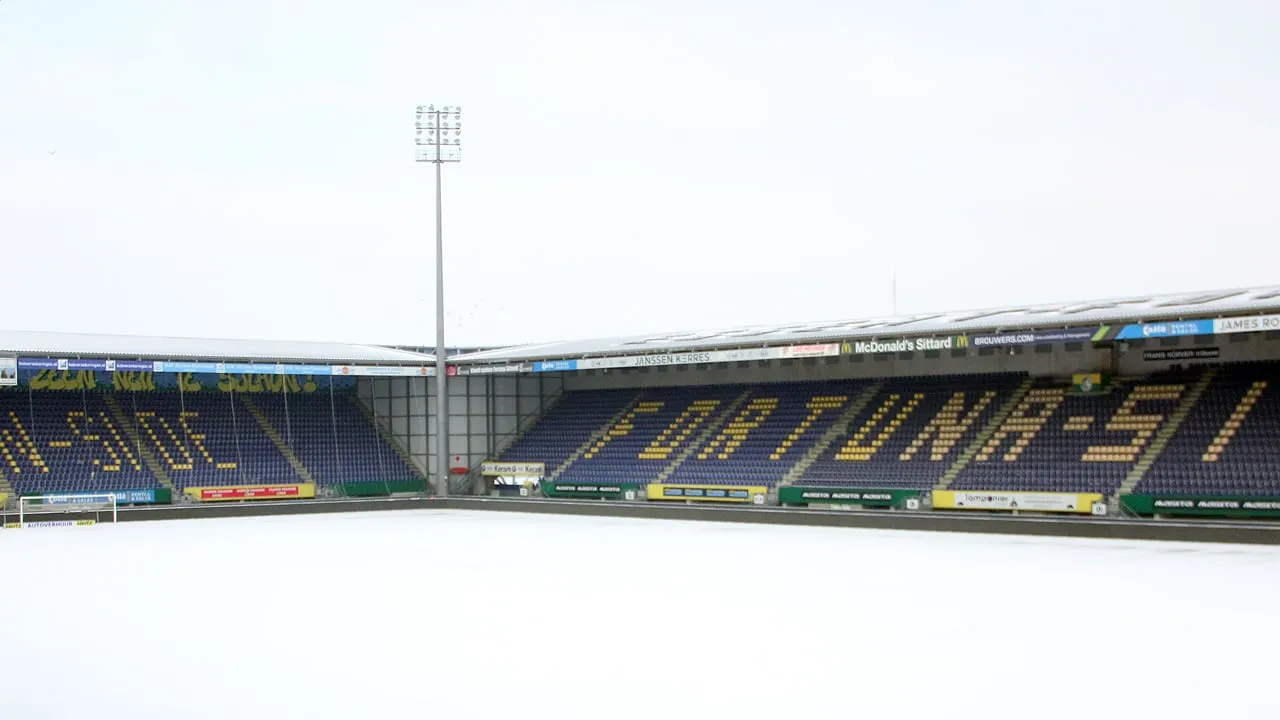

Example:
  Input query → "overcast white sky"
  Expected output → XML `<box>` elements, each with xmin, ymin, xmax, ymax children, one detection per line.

<box><xmin>2</xmin><ymin>0</ymin><xmax>1278</xmax><ymax>349</ymax></box>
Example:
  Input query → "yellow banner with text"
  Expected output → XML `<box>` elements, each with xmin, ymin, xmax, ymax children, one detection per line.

<box><xmin>646</xmin><ymin>484</ymin><xmax>768</xmax><ymax>504</ymax></box>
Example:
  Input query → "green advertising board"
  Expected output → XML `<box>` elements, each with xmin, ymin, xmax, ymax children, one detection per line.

<box><xmin>542</xmin><ymin>481</ymin><xmax>641</xmax><ymax>500</ymax></box>
<box><xmin>779</xmin><ymin>486</ymin><xmax>922</xmax><ymax>508</ymax></box>
<box><xmin>1121</xmin><ymin>494</ymin><xmax>1280</xmax><ymax>519</ymax></box>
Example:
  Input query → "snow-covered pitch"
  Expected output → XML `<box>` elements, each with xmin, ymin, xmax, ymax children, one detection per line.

<box><xmin>2</xmin><ymin>510</ymin><xmax>1278</xmax><ymax>720</ymax></box>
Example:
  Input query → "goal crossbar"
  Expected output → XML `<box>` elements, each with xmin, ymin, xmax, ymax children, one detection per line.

<box><xmin>18</xmin><ymin>493</ymin><xmax>118</xmax><ymax>526</ymax></box>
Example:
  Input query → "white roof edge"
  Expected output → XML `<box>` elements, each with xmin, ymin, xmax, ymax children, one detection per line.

<box><xmin>0</xmin><ymin>329</ymin><xmax>435</xmax><ymax>364</ymax></box>
<box><xmin>453</xmin><ymin>284</ymin><xmax>1280</xmax><ymax>365</ymax></box>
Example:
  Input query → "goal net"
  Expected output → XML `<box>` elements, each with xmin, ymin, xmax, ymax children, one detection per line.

<box><xmin>16</xmin><ymin>493</ymin><xmax>118</xmax><ymax>528</ymax></box>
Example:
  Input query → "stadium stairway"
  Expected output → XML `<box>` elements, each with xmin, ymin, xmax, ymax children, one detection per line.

<box><xmin>1113</xmin><ymin>368</ymin><xmax>1218</xmax><ymax>502</ymax></box>
<box><xmin>935</xmin><ymin>377</ymin><xmax>1036</xmax><ymax>491</ymax></box>
<box><xmin>0</xmin><ymin>467</ymin><xmax>13</xmax><ymax>506</ymax></box>
<box><xmin>655</xmin><ymin>388</ymin><xmax>754</xmax><ymax>483</ymax></box>
<box><xmin>349</xmin><ymin>395</ymin><xmax>423</xmax><ymax>478</ymax></box>
<box><xmin>779</xmin><ymin>383</ymin><xmax>883</xmax><ymax>486</ymax></box>
<box><xmin>548</xmin><ymin>394</ymin><xmax>643</xmax><ymax>481</ymax></box>
<box><xmin>102</xmin><ymin>395</ymin><xmax>174</xmax><ymax>492</ymax></box>
<box><xmin>240</xmin><ymin>397</ymin><xmax>315</xmax><ymax>485</ymax></box>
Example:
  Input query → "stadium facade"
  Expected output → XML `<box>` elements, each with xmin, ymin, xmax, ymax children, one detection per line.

<box><xmin>4</xmin><ymin>285</ymin><xmax>1280</xmax><ymax>522</ymax></box>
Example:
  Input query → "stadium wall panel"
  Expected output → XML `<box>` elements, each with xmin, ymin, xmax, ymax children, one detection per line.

<box><xmin>1115</xmin><ymin>333</ymin><xmax>1280</xmax><ymax>375</ymax></box>
<box><xmin>365</xmin><ymin>374</ymin><xmax>561</xmax><ymax>478</ymax></box>
<box><xmin>561</xmin><ymin>348</ymin><xmax>1102</xmax><ymax>390</ymax></box>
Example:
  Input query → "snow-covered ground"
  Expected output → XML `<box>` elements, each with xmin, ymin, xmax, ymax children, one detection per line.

<box><xmin>2</xmin><ymin>509</ymin><xmax>1278</xmax><ymax>720</ymax></box>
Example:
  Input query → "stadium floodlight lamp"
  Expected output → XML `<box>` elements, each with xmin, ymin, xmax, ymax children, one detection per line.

<box><xmin>415</xmin><ymin>104</ymin><xmax>463</xmax><ymax>498</ymax></box>
<box><xmin>415</xmin><ymin>105</ymin><xmax>462</xmax><ymax>163</ymax></box>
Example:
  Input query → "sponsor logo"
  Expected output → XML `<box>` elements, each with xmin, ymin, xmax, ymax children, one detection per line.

<box><xmin>970</xmin><ymin>327</ymin><xmax>1101</xmax><ymax>347</ymax></box>
<box><xmin>1115</xmin><ymin>320</ymin><xmax>1214</xmax><ymax>340</ymax></box>
<box><xmin>534</xmin><ymin>360</ymin><xmax>577</xmax><ymax>372</ymax></box>
<box><xmin>634</xmin><ymin>352</ymin><xmax>713</xmax><ymax>367</ymax></box>
<box><xmin>1214</xmin><ymin>314</ymin><xmax>1280</xmax><ymax>334</ymax></box>
<box><xmin>847</xmin><ymin>337</ymin><xmax>961</xmax><ymax>354</ymax></box>
<box><xmin>1152</xmin><ymin>498</ymin><xmax>1280</xmax><ymax>511</ymax></box>
<box><xmin>459</xmin><ymin>363</ymin><xmax>530</xmax><ymax>375</ymax></box>
<box><xmin>481</xmin><ymin>462</ymin><xmax>545</xmax><ymax>477</ymax></box>
<box><xmin>1142</xmin><ymin>348</ymin><xmax>1220</xmax><ymax>362</ymax></box>
<box><xmin>555</xmin><ymin>485</ymin><xmax>625</xmax><ymax>493</ymax></box>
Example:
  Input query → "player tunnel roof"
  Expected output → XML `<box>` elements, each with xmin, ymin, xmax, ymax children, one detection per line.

<box><xmin>453</xmin><ymin>285</ymin><xmax>1280</xmax><ymax>365</ymax></box>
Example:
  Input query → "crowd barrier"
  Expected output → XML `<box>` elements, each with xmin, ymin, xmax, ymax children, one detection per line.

<box><xmin>336</xmin><ymin>480</ymin><xmax>427</xmax><ymax>497</ymax></box>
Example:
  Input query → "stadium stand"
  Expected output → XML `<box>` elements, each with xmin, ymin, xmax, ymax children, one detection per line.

<box><xmin>1136</xmin><ymin>363</ymin><xmax>1279</xmax><ymax>495</ymax></box>
<box><xmin>251</xmin><ymin>393</ymin><xmax>420</xmax><ymax>486</ymax></box>
<box><xmin>0</xmin><ymin>391</ymin><xmax>161</xmax><ymax>496</ymax></box>
<box><xmin>798</xmin><ymin>373</ymin><xmax>1024</xmax><ymax>489</ymax></box>
<box><xmin>0</xmin><ymin>389</ymin><xmax>420</xmax><ymax>496</ymax></box>
<box><xmin>553</xmin><ymin>384</ymin><xmax>747</xmax><ymax>485</ymax></box>
<box><xmin>951</xmin><ymin>368</ymin><xmax>1202</xmax><ymax>495</ymax></box>
<box><xmin>492</xmin><ymin>364</ymin><xmax>1280</xmax><ymax>500</ymax></box>
<box><xmin>666</xmin><ymin>381</ymin><xmax>864</xmax><ymax>487</ymax></box>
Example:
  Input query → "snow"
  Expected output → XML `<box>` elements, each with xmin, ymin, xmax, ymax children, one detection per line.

<box><xmin>2</xmin><ymin>509</ymin><xmax>1279</xmax><ymax>719</ymax></box>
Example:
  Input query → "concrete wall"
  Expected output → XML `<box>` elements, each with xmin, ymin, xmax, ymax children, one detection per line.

<box><xmin>358</xmin><ymin>374</ymin><xmax>563</xmax><ymax>477</ymax></box>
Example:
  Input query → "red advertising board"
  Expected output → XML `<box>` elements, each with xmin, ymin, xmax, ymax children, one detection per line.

<box><xmin>192</xmin><ymin>484</ymin><xmax>315</xmax><ymax>501</ymax></box>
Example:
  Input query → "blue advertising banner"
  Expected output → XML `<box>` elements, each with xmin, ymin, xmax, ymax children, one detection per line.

<box><xmin>1114</xmin><ymin>320</ymin><xmax>1214</xmax><ymax>340</ymax></box>
<box><xmin>534</xmin><ymin>360</ymin><xmax>578</xmax><ymax>372</ymax></box>
<box><xmin>43</xmin><ymin>490</ymin><xmax>158</xmax><ymax>505</ymax></box>
<box><xmin>17</xmin><ymin>359</ymin><xmax>389</xmax><ymax>377</ymax></box>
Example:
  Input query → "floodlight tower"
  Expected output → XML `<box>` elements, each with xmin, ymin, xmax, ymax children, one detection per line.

<box><xmin>415</xmin><ymin>104</ymin><xmax>462</xmax><ymax>497</ymax></box>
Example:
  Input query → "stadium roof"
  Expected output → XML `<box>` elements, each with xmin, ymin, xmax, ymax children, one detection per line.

<box><xmin>0</xmin><ymin>330</ymin><xmax>435</xmax><ymax>364</ymax></box>
<box><xmin>455</xmin><ymin>285</ymin><xmax>1280</xmax><ymax>365</ymax></box>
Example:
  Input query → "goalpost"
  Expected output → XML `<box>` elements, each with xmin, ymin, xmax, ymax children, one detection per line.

<box><xmin>16</xmin><ymin>493</ymin><xmax>118</xmax><ymax>528</ymax></box>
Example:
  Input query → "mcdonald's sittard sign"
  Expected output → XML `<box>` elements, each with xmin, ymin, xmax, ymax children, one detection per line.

<box><xmin>841</xmin><ymin>335</ymin><xmax>970</xmax><ymax>355</ymax></box>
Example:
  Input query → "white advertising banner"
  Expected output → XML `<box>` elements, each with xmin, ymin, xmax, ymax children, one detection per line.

<box><xmin>575</xmin><ymin>343</ymin><xmax>841</xmax><ymax>371</ymax></box>
<box><xmin>330</xmin><ymin>365</ymin><xmax>435</xmax><ymax>377</ymax></box>
<box><xmin>0</xmin><ymin>356</ymin><xmax>16</xmax><ymax>387</ymax></box>
<box><xmin>934</xmin><ymin>490</ymin><xmax>1104</xmax><ymax>514</ymax></box>
<box><xmin>1214</xmin><ymin>314</ymin><xmax>1280</xmax><ymax>336</ymax></box>
<box><xmin>481</xmin><ymin>462</ymin><xmax>546</xmax><ymax>477</ymax></box>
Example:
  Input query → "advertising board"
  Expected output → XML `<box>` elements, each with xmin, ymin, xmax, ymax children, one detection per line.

<box><xmin>186</xmin><ymin>484</ymin><xmax>316</xmax><ymax>502</ymax></box>
<box><xmin>481</xmin><ymin>462</ymin><xmax>546</xmax><ymax>477</ymax></box>
<box><xmin>646</xmin><ymin>484</ymin><xmax>768</xmax><ymax>504</ymax></box>
<box><xmin>933</xmin><ymin>490</ymin><xmax>1105</xmax><ymax>515</ymax></box>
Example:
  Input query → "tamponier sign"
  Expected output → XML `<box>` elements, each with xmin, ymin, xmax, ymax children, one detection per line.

<box><xmin>933</xmin><ymin>490</ymin><xmax>1105</xmax><ymax>515</ymax></box>
<box><xmin>189</xmin><ymin>484</ymin><xmax>316</xmax><ymax>502</ymax></box>
<box><xmin>481</xmin><ymin>462</ymin><xmax>545</xmax><ymax>477</ymax></box>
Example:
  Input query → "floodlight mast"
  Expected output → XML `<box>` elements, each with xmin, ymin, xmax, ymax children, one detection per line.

<box><xmin>415</xmin><ymin>104</ymin><xmax>462</xmax><ymax>497</ymax></box>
